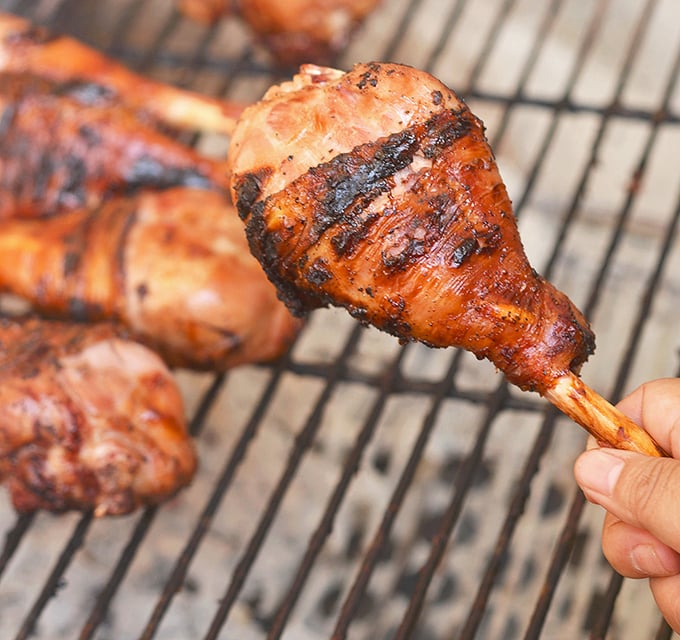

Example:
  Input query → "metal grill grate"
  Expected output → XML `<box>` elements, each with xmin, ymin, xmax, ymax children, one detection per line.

<box><xmin>0</xmin><ymin>0</ymin><xmax>679</xmax><ymax>638</ymax></box>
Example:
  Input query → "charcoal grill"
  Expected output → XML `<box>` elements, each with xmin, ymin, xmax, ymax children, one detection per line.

<box><xmin>1</xmin><ymin>0</ymin><xmax>679</xmax><ymax>638</ymax></box>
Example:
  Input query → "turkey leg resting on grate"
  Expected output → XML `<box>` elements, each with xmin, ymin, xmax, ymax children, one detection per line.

<box><xmin>228</xmin><ymin>62</ymin><xmax>667</xmax><ymax>457</ymax></box>
<box><xmin>0</xmin><ymin>11</ymin><xmax>243</xmax><ymax>135</ymax></box>
<box><xmin>0</xmin><ymin>316</ymin><xmax>197</xmax><ymax>516</ymax></box>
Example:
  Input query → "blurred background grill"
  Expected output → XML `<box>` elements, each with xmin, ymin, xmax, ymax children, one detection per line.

<box><xmin>0</xmin><ymin>0</ymin><xmax>679</xmax><ymax>638</ymax></box>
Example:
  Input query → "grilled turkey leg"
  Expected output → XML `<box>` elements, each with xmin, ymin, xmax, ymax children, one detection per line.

<box><xmin>228</xmin><ymin>62</ymin><xmax>667</xmax><ymax>457</ymax></box>
<box><xmin>0</xmin><ymin>11</ymin><xmax>242</xmax><ymax>134</ymax></box>
<box><xmin>0</xmin><ymin>72</ymin><xmax>230</xmax><ymax>219</ymax></box>
<box><xmin>178</xmin><ymin>0</ymin><xmax>382</xmax><ymax>66</ymax></box>
<box><xmin>0</xmin><ymin>188</ymin><xmax>302</xmax><ymax>370</ymax></box>
<box><xmin>0</xmin><ymin>316</ymin><xmax>196</xmax><ymax>515</ymax></box>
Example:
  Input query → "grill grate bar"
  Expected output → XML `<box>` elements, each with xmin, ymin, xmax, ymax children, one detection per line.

<box><xmin>526</xmin><ymin>0</ymin><xmax>677</xmax><ymax>630</ymax></box>
<box><xmin>394</xmin><ymin>383</ymin><xmax>512</xmax><ymax>640</ymax></box>
<box><xmin>236</xmin><ymin>347</ymin><xmax>409</xmax><ymax>640</ymax></box>
<box><xmin>457</xmin><ymin>407</ymin><xmax>560</xmax><ymax>639</ymax></box>
<box><xmin>329</xmin><ymin>3</ymin><xmax>577</xmax><ymax>634</ymax></box>
<box><xmin>140</xmin><ymin>324</ymin><xmax>367</xmax><ymax>639</ymax></box>
<box><xmin>0</xmin><ymin>513</ymin><xmax>33</xmax><ymax>579</ymax></box>
<box><xmin>78</xmin><ymin>373</ymin><xmax>227</xmax><ymax>640</ymax></box>
<box><xmin>331</xmin><ymin>349</ymin><xmax>466</xmax><ymax>639</ymax></box>
<box><xmin>524</xmin><ymin>486</ymin><xmax>586</xmax><ymax>640</ymax></box>
<box><xmin>14</xmin><ymin>513</ymin><xmax>93</xmax><ymax>640</ymax></box>
<box><xmin>453</xmin><ymin>3</ymin><xmax>614</xmax><ymax>633</ymax></box>
<box><xmin>590</xmin><ymin>183</ymin><xmax>680</xmax><ymax>636</ymax></box>
<box><xmin>0</xmin><ymin>1</ymin><xmax>678</xmax><ymax>638</ymax></box>
<box><xmin>382</xmin><ymin>1</ymin><xmax>582</xmax><ymax>634</ymax></box>
<box><xmin>137</xmin><ymin>351</ymin><xmax>297</xmax><ymax>639</ymax></box>
<box><xmin>469</xmin><ymin>0</ymin><xmax>565</xmax><ymax>147</ymax></box>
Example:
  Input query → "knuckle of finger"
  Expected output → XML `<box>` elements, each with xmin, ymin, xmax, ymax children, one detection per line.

<box><xmin>619</xmin><ymin>458</ymin><xmax>680</xmax><ymax>529</ymax></box>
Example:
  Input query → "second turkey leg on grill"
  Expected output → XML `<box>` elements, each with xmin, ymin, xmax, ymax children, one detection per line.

<box><xmin>0</xmin><ymin>188</ymin><xmax>302</xmax><ymax>370</ymax></box>
<box><xmin>0</xmin><ymin>71</ymin><xmax>230</xmax><ymax>219</ymax></box>
<box><xmin>0</xmin><ymin>11</ymin><xmax>244</xmax><ymax>134</ymax></box>
<box><xmin>177</xmin><ymin>0</ymin><xmax>383</xmax><ymax>66</ymax></box>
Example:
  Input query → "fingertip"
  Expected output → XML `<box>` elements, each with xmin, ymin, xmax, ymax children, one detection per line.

<box><xmin>573</xmin><ymin>448</ymin><xmax>627</xmax><ymax>503</ymax></box>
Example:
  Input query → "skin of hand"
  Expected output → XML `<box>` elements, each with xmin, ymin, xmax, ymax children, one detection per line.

<box><xmin>573</xmin><ymin>377</ymin><xmax>680</xmax><ymax>631</ymax></box>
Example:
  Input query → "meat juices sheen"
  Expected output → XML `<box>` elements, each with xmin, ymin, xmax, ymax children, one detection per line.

<box><xmin>228</xmin><ymin>62</ymin><xmax>596</xmax><ymax>395</ymax></box>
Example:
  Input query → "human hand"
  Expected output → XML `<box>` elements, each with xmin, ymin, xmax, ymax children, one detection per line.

<box><xmin>573</xmin><ymin>377</ymin><xmax>680</xmax><ymax>631</ymax></box>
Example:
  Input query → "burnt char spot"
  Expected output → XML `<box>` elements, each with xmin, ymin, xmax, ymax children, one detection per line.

<box><xmin>68</xmin><ymin>298</ymin><xmax>104</xmax><ymax>321</ymax></box>
<box><xmin>57</xmin><ymin>155</ymin><xmax>87</xmax><ymax>208</ymax></box>
<box><xmin>136</xmin><ymin>283</ymin><xmax>149</xmax><ymax>301</ymax></box>
<box><xmin>57</xmin><ymin>81</ymin><xmax>115</xmax><ymax>106</ymax></box>
<box><xmin>306</xmin><ymin>258</ymin><xmax>333</xmax><ymax>285</ymax></box>
<box><xmin>0</xmin><ymin>102</ymin><xmax>16</xmax><ymax>137</ymax></box>
<box><xmin>62</xmin><ymin>251</ymin><xmax>80</xmax><ymax>278</ymax></box>
<box><xmin>5</xmin><ymin>25</ymin><xmax>56</xmax><ymax>47</ymax></box>
<box><xmin>432</xmin><ymin>90</ymin><xmax>443</xmax><ymax>105</ymax></box>
<box><xmin>77</xmin><ymin>125</ymin><xmax>102</xmax><ymax>146</ymax></box>
<box><xmin>330</xmin><ymin>210</ymin><xmax>380</xmax><ymax>257</ymax></box>
<box><xmin>449</xmin><ymin>224</ymin><xmax>502</xmax><ymax>267</ymax></box>
<box><xmin>233</xmin><ymin>169</ymin><xmax>271</xmax><ymax>220</ymax></box>
<box><xmin>451</xmin><ymin>237</ymin><xmax>478</xmax><ymax>267</ymax></box>
<box><xmin>244</xmin><ymin>107</ymin><xmax>477</xmax><ymax>318</ymax></box>
<box><xmin>125</xmin><ymin>156</ymin><xmax>213</xmax><ymax>192</ymax></box>
<box><xmin>356</xmin><ymin>70</ymin><xmax>378</xmax><ymax>89</ymax></box>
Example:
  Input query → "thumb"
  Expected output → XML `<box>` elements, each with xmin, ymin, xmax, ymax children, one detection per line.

<box><xmin>574</xmin><ymin>448</ymin><xmax>680</xmax><ymax>554</ymax></box>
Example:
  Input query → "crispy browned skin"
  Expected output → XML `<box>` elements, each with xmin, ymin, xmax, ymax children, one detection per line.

<box><xmin>0</xmin><ymin>72</ymin><xmax>230</xmax><ymax>219</ymax></box>
<box><xmin>228</xmin><ymin>63</ymin><xmax>595</xmax><ymax>394</ymax></box>
<box><xmin>178</xmin><ymin>0</ymin><xmax>381</xmax><ymax>65</ymax></box>
<box><xmin>0</xmin><ymin>317</ymin><xmax>196</xmax><ymax>515</ymax></box>
<box><xmin>0</xmin><ymin>12</ymin><xmax>243</xmax><ymax>133</ymax></box>
<box><xmin>0</xmin><ymin>188</ymin><xmax>301</xmax><ymax>370</ymax></box>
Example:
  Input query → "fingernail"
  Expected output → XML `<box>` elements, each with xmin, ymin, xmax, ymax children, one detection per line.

<box><xmin>575</xmin><ymin>449</ymin><xmax>626</xmax><ymax>498</ymax></box>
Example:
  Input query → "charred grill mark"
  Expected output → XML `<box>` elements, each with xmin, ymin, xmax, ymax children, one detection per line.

<box><xmin>330</xmin><ymin>209</ymin><xmax>380</xmax><ymax>257</ymax></box>
<box><xmin>243</xmin><ymin>106</ymin><xmax>481</xmax><ymax>315</ymax></box>
<box><xmin>422</xmin><ymin>109</ymin><xmax>475</xmax><ymax>158</ymax></box>
<box><xmin>112</xmin><ymin>201</ymin><xmax>138</xmax><ymax>310</ymax></box>
<box><xmin>62</xmin><ymin>251</ymin><xmax>80</xmax><ymax>278</ymax></box>
<box><xmin>57</xmin><ymin>81</ymin><xmax>116</xmax><ymax>106</ymax></box>
<box><xmin>33</xmin><ymin>153</ymin><xmax>55</xmax><ymax>203</ymax></box>
<box><xmin>450</xmin><ymin>224</ymin><xmax>502</xmax><ymax>267</ymax></box>
<box><xmin>381</xmin><ymin>228</ymin><xmax>427</xmax><ymax>270</ymax></box>
<box><xmin>124</xmin><ymin>156</ymin><xmax>214</xmax><ymax>192</ymax></box>
<box><xmin>233</xmin><ymin>168</ymin><xmax>271</xmax><ymax>220</ymax></box>
<box><xmin>313</xmin><ymin>129</ymin><xmax>417</xmax><ymax>238</ymax></box>
<box><xmin>58</xmin><ymin>155</ymin><xmax>87</xmax><ymax>209</ymax></box>
<box><xmin>4</xmin><ymin>24</ymin><xmax>56</xmax><ymax>47</ymax></box>
<box><xmin>0</xmin><ymin>101</ymin><xmax>16</xmax><ymax>137</ymax></box>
